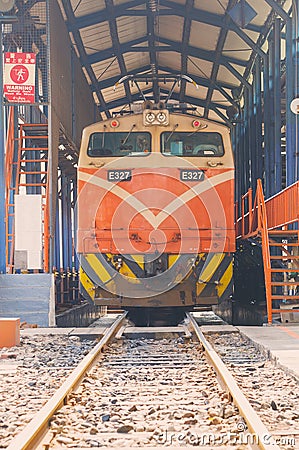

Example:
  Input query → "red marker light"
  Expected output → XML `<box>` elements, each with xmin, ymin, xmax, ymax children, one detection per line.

<box><xmin>110</xmin><ymin>119</ymin><xmax>119</xmax><ymax>128</ymax></box>
<box><xmin>192</xmin><ymin>120</ymin><xmax>201</xmax><ymax>128</ymax></box>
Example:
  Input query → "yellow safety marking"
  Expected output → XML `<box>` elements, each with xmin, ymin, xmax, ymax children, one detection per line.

<box><xmin>131</xmin><ymin>254</ymin><xmax>144</xmax><ymax>269</ymax></box>
<box><xmin>79</xmin><ymin>267</ymin><xmax>95</xmax><ymax>301</ymax></box>
<box><xmin>217</xmin><ymin>260</ymin><xmax>233</xmax><ymax>298</ymax></box>
<box><xmin>119</xmin><ymin>262</ymin><xmax>140</xmax><ymax>283</ymax></box>
<box><xmin>169</xmin><ymin>254</ymin><xmax>179</xmax><ymax>267</ymax></box>
<box><xmin>85</xmin><ymin>253</ymin><xmax>111</xmax><ymax>283</ymax></box>
<box><xmin>196</xmin><ymin>253</ymin><xmax>225</xmax><ymax>296</ymax></box>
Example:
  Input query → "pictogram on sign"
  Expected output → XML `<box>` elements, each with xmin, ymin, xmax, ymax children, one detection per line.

<box><xmin>4</xmin><ymin>52</ymin><xmax>36</xmax><ymax>103</ymax></box>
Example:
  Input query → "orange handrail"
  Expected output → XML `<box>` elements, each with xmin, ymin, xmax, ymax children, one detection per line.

<box><xmin>237</xmin><ymin>180</ymin><xmax>299</xmax><ymax>324</ymax></box>
<box><xmin>265</xmin><ymin>182</ymin><xmax>299</xmax><ymax>230</ymax></box>
<box><xmin>255</xmin><ymin>180</ymin><xmax>273</xmax><ymax>324</ymax></box>
<box><xmin>238</xmin><ymin>180</ymin><xmax>299</xmax><ymax>237</ymax></box>
<box><xmin>5</xmin><ymin>107</ymin><xmax>15</xmax><ymax>271</ymax></box>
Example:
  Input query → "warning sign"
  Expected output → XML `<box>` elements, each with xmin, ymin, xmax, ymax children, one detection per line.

<box><xmin>4</xmin><ymin>52</ymin><xmax>36</xmax><ymax>103</ymax></box>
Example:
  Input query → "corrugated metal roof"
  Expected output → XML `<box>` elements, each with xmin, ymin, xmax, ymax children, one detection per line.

<box><xmin>59</xmin><ymin>0</ymin><xmax>292</xmax><ymax>123</ymax></box>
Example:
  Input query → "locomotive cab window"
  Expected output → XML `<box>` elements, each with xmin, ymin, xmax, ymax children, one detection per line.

<box><xmin>161</xmin><ymin>132</ymin><xmax>224</xmax><ymax>157</ymax></box>
<box><xmin>87</xmin><ymin>132</ymin><xmax>151</xmax><ymax>157</ymax></box>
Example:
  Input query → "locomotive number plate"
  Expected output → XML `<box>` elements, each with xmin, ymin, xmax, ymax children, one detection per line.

<box><xmin>107</xmin><ymin>170</ymin><xmax>132</xmax><ymax>182</ymax></box>
<box><xmin>180</xmin><ymin>169</ymin><xmax>205</xmax><ymax>182</ymax></box>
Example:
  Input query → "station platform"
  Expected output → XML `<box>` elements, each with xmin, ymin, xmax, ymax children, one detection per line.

<box><xmin>238</xmin><ymin>325</ymin><xmax>299</xmax><ymax>381</ymax></box>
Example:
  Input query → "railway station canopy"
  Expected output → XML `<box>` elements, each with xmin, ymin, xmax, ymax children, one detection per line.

<box><xmin>57</xmin><ymin>0</ymin><xmax>293</xmax><ymax>124</ymax></box>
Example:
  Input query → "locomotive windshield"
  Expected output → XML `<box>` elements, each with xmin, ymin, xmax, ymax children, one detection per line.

<box><xmin>87</xmin><ymin>132</ymin><xmax>151</xmax><ymax>157</ymax></box>
<box><xmin>161</xmin><ymin>132</ymin><xmax>224</xmax><ymax>157</ymax></box>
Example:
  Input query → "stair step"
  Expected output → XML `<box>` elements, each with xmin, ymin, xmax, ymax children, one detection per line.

<box><xmin>270</xmin><ymin>256</ymin><xmax>299</xmax><ymax>260</ymax></box>
<box><xmin>270</xmin><ymin>243</ymin><xmax>299</xmax><ymax>247</ymax></box>
<box><xmin>271</xmin><ymin>282</ymin><xmax>299</xmax><ymax>286</ymax></box>
<box><xmin>19</xmin><ymin>171</ymin><xmax>47</xmax><ymax>175</ymax></box>
<box><xmin>271</xmin><ymin>295</ymin><xmax>299</xmax><ymax>300</ymax></box>
<box><xmin>18</xmin><ymin>183</ymin><xmax>47</xmax><ymax>187</ymax></box>
<box><xmin>20</xmin><ymin>147</ymin><xmax>48</xmax><ymax>150</ymax></box>
<box><xmin>268</xmin><ymin>230</ymin><xmax>299</xmax><ymax>236</ymax></box>
<box><xmin>19</xmin><ymin>159</ymin><xmax>47</xmax><ymax>163</ymax></box>
<box><xmin>272</xmin><ymin>309</ymin><xmax>299</xmax><ymax>313</ymax></box>
<box><xmin>271</xmin><ymin>268</ymin><xmax>299</xmax><ymax>272</ymax></box>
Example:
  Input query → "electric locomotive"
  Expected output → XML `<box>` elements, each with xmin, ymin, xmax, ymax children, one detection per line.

<box><xmin>77</xmin><ymin>76</ymin><xmax>235</xmax><ymax>324</ymax></box>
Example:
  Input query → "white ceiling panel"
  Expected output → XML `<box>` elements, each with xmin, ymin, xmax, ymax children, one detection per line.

<box><xmin>187</xmin><ymin>57</ymin><xmax>214</xmax><ymax>79</ymax></box>
<box><xmin>92</xmin><ymin>58</ymin><xmax>120</xmax><ymax>81</ymax></box>
<box><xmin>158</xmin><ymin>15</ymin><xmax>184</xmax><ymax>42</ymax></box>
<box><xmin>117</xmin><ymin>16</ymin><xmax>147</xmax><ymax>44</ymax></box>
<box><xmin>217</xmin><ymin>65</ymin><xmax>243</xmax><ymax>87</ymax></box>
<box><xmin>124</xmin><ymin>52</ymin><xmax>150</xmax><ymax>72</ymax></box>
<box><xmin>186</xmin><ymin>84</ymin><xmax>208</xmax><ymax>101</ymax></box>
<box><xmin>193</xmin><ymin>0</ymin><xmax>229</xmax><ymax>15</ymax></box>
<box><xmin>189</xmin><ymin>22</ymin><xmax>220</xmax><ymax>51</ymax></box>
<box><xmin>80</xmin><ymin>23</ymin><xmax>112</xmax><ymax>54</ymax></box>
<box><xmin>158</xmin><ymin>51</ymin><xmax>182</xmax><ymax>72</ymax></box>
<box><xmin>71</xmin><ymin>0</ymin><xmax>105</xmax><ymax>18</ymax></box>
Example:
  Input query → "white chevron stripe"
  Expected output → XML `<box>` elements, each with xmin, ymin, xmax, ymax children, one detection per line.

<box><xmin>78</xmin><ymin>170</ymin><xmax>234</xmax><ymax>228</ymax></box>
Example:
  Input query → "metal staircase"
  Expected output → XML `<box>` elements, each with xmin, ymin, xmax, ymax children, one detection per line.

<box><xmin>5</xmin><ymin>113</ymin><xmax>49</xmax><ymax>273</ymax></box>
<box><xmin>237</xmin><ymin>180</ymin><xmax>299</xmax><ymax>324</ymax></box>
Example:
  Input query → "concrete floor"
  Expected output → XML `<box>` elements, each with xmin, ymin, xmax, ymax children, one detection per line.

<box><xmin>238</xmin><ymin>325</ymin><xmax>299</xmax><ymax>380</ymax></box>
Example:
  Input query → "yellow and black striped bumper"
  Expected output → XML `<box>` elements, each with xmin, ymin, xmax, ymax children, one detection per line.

<box><xmin>79</xmin><ymin>252</ymin><xmax>233</xmax><ymax>307</ymax></box>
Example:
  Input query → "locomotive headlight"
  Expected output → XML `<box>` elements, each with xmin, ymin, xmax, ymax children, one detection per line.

<box><xmin>146</xmin><ymin>112</ymin><xmax>155</xmax><ymax>123</ymax></box>
<box><xmin>157</xmin><ymin>112</ymin><xmax>166</xmax><ymax>123</ymax></box>
<box><xmin>143</xmin><ymin>109</ymin><xmax>169</xmax><ymax>126</ymax></box>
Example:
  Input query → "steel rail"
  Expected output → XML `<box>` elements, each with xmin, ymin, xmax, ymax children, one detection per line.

<box><xmin>187</xmin><ymin>312</ymin><xmax>280</xmax><ymax>450</ymax></box>
<box><xmin>7</xmin><ymin>312</ymin><xmax>127</xmax><ymax>450</ymax></box>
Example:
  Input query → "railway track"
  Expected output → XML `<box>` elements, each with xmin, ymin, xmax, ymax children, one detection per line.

<box><xmin>6</xmin><ymin>313</ymin><xmax>284</xmax><ymax>450</ymax></box>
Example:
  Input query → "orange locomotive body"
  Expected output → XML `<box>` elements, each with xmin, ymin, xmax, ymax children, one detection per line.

<box><xmin>77</xmin><ymin>101</ymin><xmax>235</xmax><ymax>314</ymax></box>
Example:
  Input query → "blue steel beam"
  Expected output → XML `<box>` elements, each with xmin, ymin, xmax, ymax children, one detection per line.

<box><xmin>262</xmin><ymin>0</ymin><xmax>290</xmax><ymax>22</ymax></box>
<box><xmin>243</xmin><ymin>89</ymin><xmax>250</xmax><ymax>193</ymax></box>
<box><xmin>158</xmin><ymin>64</ymin><xmax>239</xmax><ymax>91</ymax></box>
<box><xmin>146</xmin><ymin>3</ymin><xmax>159</xmax><ymax>102</ymax></box>
<box><xmin>263</xmin><ymin>0</ymin><xmax>296</xmax><ymax>186</ymax></box>
<box><xmin>289</xmin><ymin>2</ymin><xmax>297</xmax><ymax>185</ymax></box>
<box><xmin>227</xmin><ymin>18</ymin><xmax>266</xmax><ymax>60</ymax></box>
<box><xmin>98</xmin><ymin>87</ymin><xmax>229</xmax><ymax>119</ymax></box>
<box><xmin>61</xmin><ymin>0</ymin><xmax>110</xmax><ymax>119</ymax></box>
<box><xmin>55</xmin><ymin>193</ymin><xmax>61</xmax><ymax>271</ymax></box>
<box><xmin>179</xmin><ymin>0</ymin><xmax>193</xmax><ymax>102</ymax></box>
<box><xmin>273</xmin><ymin>18</ymin><xmax>282</xmax><ymax>193</ymax></box>
<box><xmin>105</xmin><ymin>0</ymin><xmax>132</xmax><ymax>103</ymax></box>
<box><xmin>69</xmin><ymin>0</ymin><xmax>262</xmax><ymax>35</ymax></box>
<box><xmin>263</xmin><ymin>52</ymin><xmax>273</xmax><ymax>198</ymax></box>
<box><xmin>223</xmin><ymin>61</ymin><xmax>250</xmax><ymax>88</ymax></box>
<box><xmin>204</xmin><ymin>0</ymin><xmax>237</xmax><ymax>119</ymax></box>
<box><xmin>87</xmin><ymin>38</ymin><xmax>249</xmax><ymax>68</ymax></box>
<box><xmin>97</xmin><ymin>65</ymin><xmax>239</xmax><ymax>93</ymax></box>
<box><xmin>98</xmin><ymin>89</ymin><xmax>153</xmax><ymax>112</ymax></box>
<box><xmin>253</xmin><ymin>57</ymin><xmax>263</xmax><ymax>184</ymax></box>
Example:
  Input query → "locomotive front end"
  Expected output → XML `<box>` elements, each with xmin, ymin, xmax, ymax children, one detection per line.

<box><xmin>77</xmin><ymin>101</ymin><xmax>235</xmax><ymax>315</ymax></box>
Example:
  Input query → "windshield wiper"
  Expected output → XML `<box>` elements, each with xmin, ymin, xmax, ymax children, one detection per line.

<box><xmin>123</xmin><ymin>124</ymin><xmax>136</xmax><ymax>145</ymax></box>
<box><xmin>165</xmin><ymin>123</ymin><xmax>179</xmax><ymax>144</ymax></box>
<box><xmin>102</xmin><ymin>125</ymin><xmax>107</xmax><ymax>147</ymax></box>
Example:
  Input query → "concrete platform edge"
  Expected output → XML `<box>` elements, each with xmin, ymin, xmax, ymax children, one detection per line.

<box><xmin>237</xmin><ymin>326</ymin><xmax>299</xmax><ymax>382</ymax></box>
